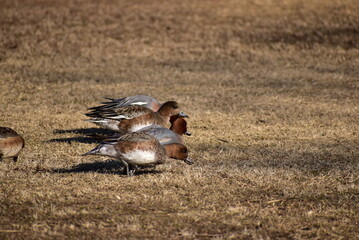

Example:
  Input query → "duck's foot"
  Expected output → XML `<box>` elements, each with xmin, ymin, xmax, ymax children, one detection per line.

<box><xmin>120</xmin><ymin>160</ymin><xmax>136</xmax><ymax>176</ymax></box>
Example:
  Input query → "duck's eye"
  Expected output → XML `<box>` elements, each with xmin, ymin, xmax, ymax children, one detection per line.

<box><xmin>181</xmin><ymin>148</ymin><xmax>188</xmax><ymax>153</ymax></box>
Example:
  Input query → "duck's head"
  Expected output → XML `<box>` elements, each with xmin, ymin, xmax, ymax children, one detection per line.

<box><xmin>163</xmin><ymin>143</ymin><xmax>193</xmax><ymax>165</ymax></box>
<box><xmin>170</xmin><ymin>117</ymin><xmax>191</xmax><ymax>136</ymax></box>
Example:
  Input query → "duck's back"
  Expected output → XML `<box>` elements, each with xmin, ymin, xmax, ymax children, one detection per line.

<box><xmin>89</xmin><ymin>95</ymin><xmax>161</xmax><ymax>113</ymax></box>
<box><xmin>0</xmin><ymin>127</ymin><xmax>19</xmax><ymax>138</ymax></box>
<box><xmin>111</xmin><ymin>95</ymin><xmax>161</xmax><ymax>111</ymax></box>
<box><xmin>139</xmin><ymin>125</ymin><xmax>183</xmax><ymax>144</ymax></box>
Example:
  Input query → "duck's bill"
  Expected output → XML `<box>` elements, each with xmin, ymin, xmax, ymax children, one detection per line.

<box><xmin>81</xmin><ymin>151</ymin><xmax>93</xmax><ymax>156</ymax></box>
<box><xmin>184</xmin><ymin>157</ymin><xmax>194</xmax><ymax>165</ymax></box>
<box><xmin>178</xmin><ymin>112</ymin><xmax>189</xmax><ymax>118</ymax></box>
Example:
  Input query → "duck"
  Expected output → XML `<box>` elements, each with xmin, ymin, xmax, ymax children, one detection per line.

<box><xmin>98</xmin><ymin>119</ymin><xmax>194</xmax><ymax>171</ymax></box>
<box><xmin>88</xmin><ymin>114</ymin><xmax>191</xmax><ymax>145</ymax></box>
<box><xmin>0</xmin><ymin>127</ymin><xmax>25</xmax><ymax>162</ymax></box>
<box><xmin>86</xmin><ymin>101</ymin><xmax>188</xmax><ymax>132</ymax></box>
<box><xmin>89</xmin><ymin>95</ymin><xmax>161</xmax><ymax>112</ymax></box>
<box><xmin>82</xmin><ymin>132</ymin><xmax>192</xmax><ymax>176</ymax></box>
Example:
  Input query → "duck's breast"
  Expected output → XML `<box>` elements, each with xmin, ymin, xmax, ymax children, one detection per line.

<box><xmin>0</xmin><ymin>136</ymin><xmax>24</xmax><ymax>158</ymax></box>
<box><xmin>122</xmin><ymin>149</ymin><xmax>156</xmax><ymax>165</ymax></box>
<box><xmin>119</xmin><ymin>113</ymin><xmax>157</xmax><ymax>132</ymax></box>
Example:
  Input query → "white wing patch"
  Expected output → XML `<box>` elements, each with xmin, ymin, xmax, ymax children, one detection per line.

<box><xmin>159</xmin><ymin>137</ymin><xmax>172</xmax><ymax>144</ymax></box>
<box><xmin>109</xmin><ymin>115</ymin><xmax>130</xmax><ymax>120</ymax></box>
<box><xmin>130</xmin><ymin>101</ymin><xmax>148</xmax><ymax>106</ymax></box>
<box><xmin>92</xmin><ymin>119</ymin><xmax>120</xmax><ymax>131</ymax></box>
<box><xmin>131</xmin><ymin>123</ymin><xmax>152</xmax><ymax>132</ymax></box>
<box><xmin>122</xmin><ymin>150</ymin><xmax>156</xmax><ymax>165</ymax></box>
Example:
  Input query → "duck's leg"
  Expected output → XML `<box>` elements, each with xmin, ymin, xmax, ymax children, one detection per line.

<box><xmin>0</xmin><ymin>154</ymin><xmax>3</xmax><ymax>161</ymax></box>
<box><xmin>120</xmin><ymin>159</ymin><xmax>135</xmax><ymax>177</ymax></box>
<box><xmin>129</xmin><ymin>164</ymin><xmax>139</xmax><ymax>171</ymax></box>
<box><xmin>128</xmin><ymin>164</ymin><xmax>137</xmax><ymax>176</ymax></box>
<box><xmin>120</xmin><ymin>159</ymin><xmax>130</xmax><ymax>176</ymax></box>
<box><xmin>13</xmin><ymin>156</ymin><xmax>18</xmax><ymax>162</ymax></box>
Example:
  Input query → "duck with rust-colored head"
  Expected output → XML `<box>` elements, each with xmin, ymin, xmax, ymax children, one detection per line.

<box><xmin>86</xmin><ymin>101</ymin><xmax>188</xmax><ymax>132</ymax></box>
<box><xmin>90</xmin><ymin>115</ymin><xmax>191</xmax><ymax>145</ymax></box>
<box><xmin>82</xmin><ymin>132</ymin><xmax>193</xmax><ymax>176</ymax></box>
<box><xmin>82</xmin><ymin>132</ymin><xmax>166</xmax><ymax>176</ymax></box>
<box><xmin>0</xmin><ymin>127</ymin><xmax>25</xmax><ymax>162</ymax></box>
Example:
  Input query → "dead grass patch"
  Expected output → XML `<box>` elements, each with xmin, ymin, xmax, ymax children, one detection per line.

<box><xmin>1</xmin><ymin>0</ymin><xmax>358</xmax><ymax>239</ymax></box>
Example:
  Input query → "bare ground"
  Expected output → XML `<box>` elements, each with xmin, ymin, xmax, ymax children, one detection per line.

<box><xmin>0</xmin><ymin>0</ymin><xmax>358</xmax><ymax>239</ymax></box>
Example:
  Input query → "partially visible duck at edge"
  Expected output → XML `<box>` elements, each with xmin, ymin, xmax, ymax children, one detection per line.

<box><xmin>86</xmin><ymin>101</ymin><xmax>188</xmax><ymax>132</ymax></box>
<box><xmin>0</xmin><ymin>127</ymin><xmax>25</xmax><ymax>162</ymax></box>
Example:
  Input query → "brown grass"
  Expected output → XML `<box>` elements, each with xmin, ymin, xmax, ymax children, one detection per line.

<box><xmin>1</xmin><ymin>0</ymin><xmax>358</xmax><ymax>239</ymax></box>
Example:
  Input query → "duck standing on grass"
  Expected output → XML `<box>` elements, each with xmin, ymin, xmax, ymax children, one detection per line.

<box><xmin>0</xmin><ymin>127</ymin><xmax>25</xmax><ymax>162</ymax></box>
<box><xmin>82</xmin><ymin>132</ymin><xmax>193</xmax><ymax>176</ymax></box>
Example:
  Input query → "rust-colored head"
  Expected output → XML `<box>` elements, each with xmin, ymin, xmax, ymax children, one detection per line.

<box><xmin>170</xmin><ymin>118</ymin><xmax>191</xmax><ymax>136</ymax></box>
<box><xmin>163</xmin><ymin>143</ymin><xmax>193</xmax><ymax>165</ymax></box>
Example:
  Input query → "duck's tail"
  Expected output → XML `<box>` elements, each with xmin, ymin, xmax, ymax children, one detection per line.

<box><xmin>81</xmin><ymin>148</ymin><xmax>100</xmax><ymax>156</ymax></box>
<box><xmin>84</xmin><ymin>118</ymin><xmax>107</xmax><ymax>123</ymax></box>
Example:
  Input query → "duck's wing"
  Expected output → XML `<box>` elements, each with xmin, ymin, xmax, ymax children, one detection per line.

<box><xmin>89</xmin><ymin>95</ymin><xmax>160</xmax><ymax>111</ymax></box>
<box><xmin>110</xmin><ymin>95</ymin><xmax>160</xmax><ymax>107</ymax></box>
<box><xmin>100</xmin><ymin>132</ymin><xmax>156</xmax><ymax>145</ymax></box>
<box><xmin>0</xmin><ymin>127</ymin><xmax>19</xmax><ymax>139</ymax></box>
<box><xmin>140</xmin><ymin>126</ymin><xmax>182</xmax><ymax>145</ymax></box>
<box><xmin>86</xmin><ymin>105</ymin><xmax>153</xmax><ymax>120</ymax></box>
<box><xmin>116</xmin><ymin>132</ymin><xmax>157</xmax><ymax>143</ymax></box>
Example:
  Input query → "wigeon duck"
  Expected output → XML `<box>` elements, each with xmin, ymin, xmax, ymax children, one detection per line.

<box><xmin>82</xmin><ymin>132</ymin><xmax>192</xmax><ymax>176</ymax></box>
<box><xmin>86</xmin><ymin>101</ymin><xmax>188</xmax><ymax>132</ymax></box>
<box><xmin>89</xmin><ymin>95</ymin><xmax>161</xmax><ymax>112</ymax></box>
<box><xmin>0</xmin><ymin>127</ymin><xmax>25</xmax><ymax>162</ymax></box>
<box><xmin>89</xmin><ymin>116</ymin><xmax>191</xmax><ymax>145</ymax></box>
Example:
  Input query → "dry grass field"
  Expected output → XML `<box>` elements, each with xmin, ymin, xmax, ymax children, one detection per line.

<box><xmin>1</xmin><ymin>0</ymin><xmax>359</xmax><ymax>239</ymax></box>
